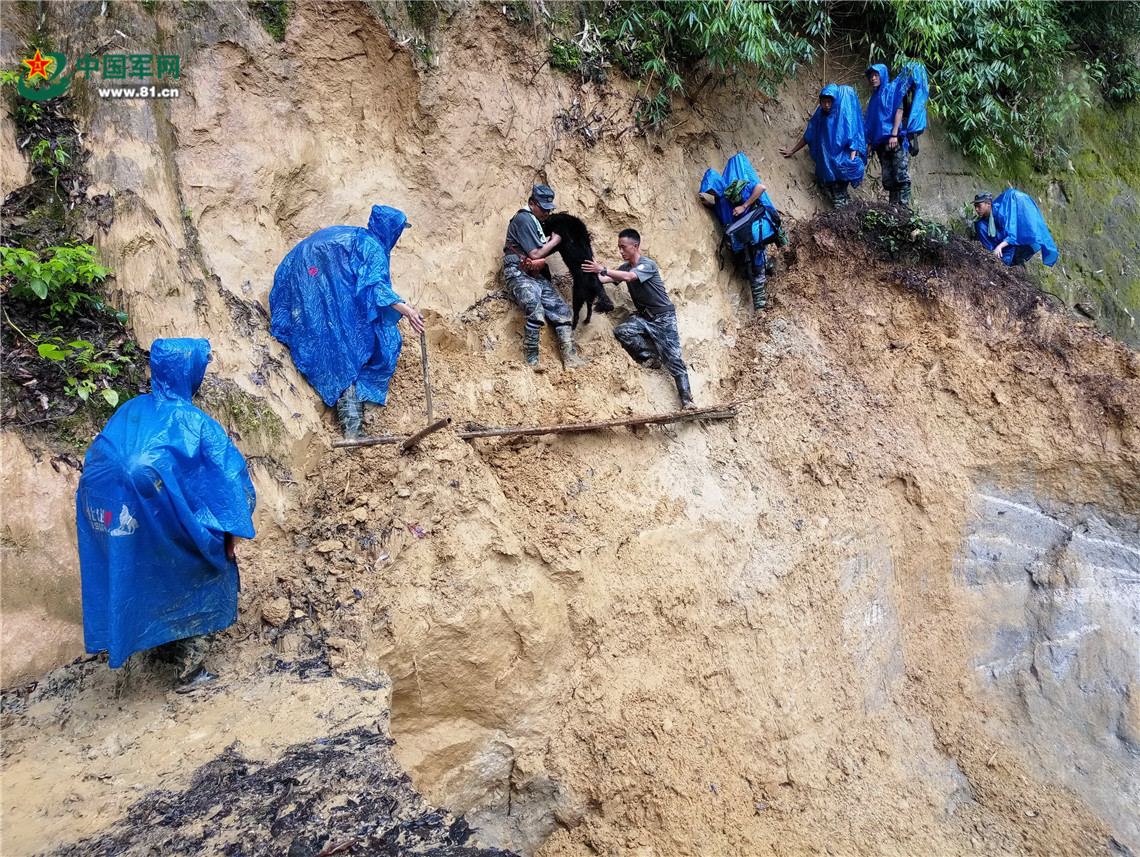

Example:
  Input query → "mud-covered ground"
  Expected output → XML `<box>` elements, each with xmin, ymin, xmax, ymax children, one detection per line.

<box><xmin>2</xmin><ymin>638</ymin><xmax>516</xmax><ymax>857</ymax></box>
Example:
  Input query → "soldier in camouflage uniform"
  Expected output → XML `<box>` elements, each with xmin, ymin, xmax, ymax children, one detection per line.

<box><xmin>865</xmin><ymin>64</ymin><xmax>912</xmax><ymax>206</ymax></box>
<box><xmin>502</xmin><ymin>184</ymin><xmax>586</xmax><ymax>369</ymax></box>
<box><xmin>583</xmin><ymin>229</ymin><xmax>694</xmax><ymax>408</ymax></box>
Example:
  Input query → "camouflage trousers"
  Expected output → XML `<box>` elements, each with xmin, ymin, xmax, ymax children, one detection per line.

<box><xmin>157</xmin><ymin>632</ymin><xmax>216</xmax><ymax>683</ymax></box>
<box><xmin>875</xmin><ymin>143</ymin><xmax>911</xmax><ymax>204</ymax></box>
<box><xmin>503</xmin><ymin>262</ymin><xmax>572</xmax><ymax>333</ymax></box>
<box><xmin>823</xmin><ymin>181</ymin><xmax>851</xmax><ymax>207</ymax></box>
<box><xmin>614</xmin><ymin>310</ymin><xmax>688</xmax><ymax>380</ymax></box>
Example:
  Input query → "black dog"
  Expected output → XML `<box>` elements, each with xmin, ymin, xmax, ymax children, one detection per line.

<box><xmin>543</xmin><ymin>212</ymin><xmax>615</xmax><ymax>327</ymax></box>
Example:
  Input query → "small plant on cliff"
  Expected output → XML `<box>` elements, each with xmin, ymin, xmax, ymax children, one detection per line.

<box><xmin>32</xmin><ymin>336</ymin><xmax>132</xmax><ymax>406</ymax></box>
<box><xmin>549</xmin><ymin>38</ymin><xmax>583</xmax><ymax>74</ymax></box>
<box><xmin>1</xmin><ymin>245</ymin><xmax>115</xmax><ymax>320</ymax></box>
<box><xmin>249</xmin><ymin>0</ymin><xmax>290</xmax><ymax>41</ymax></box>
<box><xmin>859</xmin><ymin>206</ymin><xmax>949</xmax><ymax>260</ymax></box>
<box><xmin>1</xmin><ymin>69</ymin><xmax>45</xmax><ymax>124</ymax></box>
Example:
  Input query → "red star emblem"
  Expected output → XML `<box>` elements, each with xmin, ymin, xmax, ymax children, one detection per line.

<box><xmin>22</xmin><ymin>49</ymin><xmax>53</xmax><ymax>81</ymax></box>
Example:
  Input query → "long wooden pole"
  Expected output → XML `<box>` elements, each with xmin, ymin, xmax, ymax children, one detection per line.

<box><xmin>456</xmin><ymin>402</ymin><xmax>738</xmax><ymax>440</ymax></box>
<box><xmin>419</xmin><ymin>330</ymin><xmax>433</xmax><ymax>422</ymax></box>
<box><xmin>332</xmin><ymin>417</ymin><xmax>451</xmax><ymax>450</ymax></box>
<box><xmin>332</xmin><ymin>435</ymin><xmax>402</xmax><ymax>448</ymax></box>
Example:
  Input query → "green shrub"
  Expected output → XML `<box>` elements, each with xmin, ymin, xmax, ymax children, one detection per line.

<box><xmin>605</xmin><ymin>1</ymin><xmax>816</xmax><ymax>128</ymax></box>
<box><xmin>1</xmin><ymin>244</ymin><xmax>116</xmax><ymax>320</ymax></box>
<box><xmin>249</xmin><ymin>1</ymin><xmax>289</xmax><ymax>41</ymax></box>
<box><xmin>549</xmin><ymin>38</ymin><xmax>584</xmax><ymax>74</ymax></box>
<box><xmin>33</xmin><ymin>336</ymin><xmax>132</xmax><ymax>406</ymax></box>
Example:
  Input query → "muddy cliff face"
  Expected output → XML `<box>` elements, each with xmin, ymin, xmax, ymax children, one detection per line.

<box><xmin>2</xmin><ymin>3</ymin><xmax>1139</xmax><ymax>857</ymax></box>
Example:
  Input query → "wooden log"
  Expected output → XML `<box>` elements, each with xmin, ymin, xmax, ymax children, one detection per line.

<box><xmin>400</xmin><ymin>417</ymin><xmax>451</xmax><ymax>451</ymax></box>
<box><xmin>331</xmin><ymin>417</ymin><xmax>451</xmax><ymax>451</ymax></box>
<box><xmin>332</xmin><ymin>435</ymin><xmax>403</xmax><ymax>449</ymax></box>
<box><xmin>419</xmin><ymin>330</ymin><xmax>433</xmax><ymax>422</ymax></box>
<box><xmin>456</xmin><ymin>402</ymin><xmax>738</xmax><ymax>440</ymax></box>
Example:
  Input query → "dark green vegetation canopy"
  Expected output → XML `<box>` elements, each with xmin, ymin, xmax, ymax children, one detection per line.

<box><xmin>547</xmin><ymin>0</ymin><xmax>1140</xmax><ymax>166</ymax></box>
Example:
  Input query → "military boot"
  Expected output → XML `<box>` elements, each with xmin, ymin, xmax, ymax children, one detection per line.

<box><xmin>747</xmin><ymin>258</ymin><xmax>768</xmax><ymax>311</ymax></box>
<box><xmin>523</xmin><ymin>327</ymin><xmax>540</xmax><ymax>367</ymax></box>
<box><xmin>336</xmin><ymin>384</ymin><xmax>363</xmax><ymax>439</ymax></box>
<box><xmin>675</xmin><ymin>374</ymin><xmax>695</xmax><ymax>408</ymax></box>
<box><xmin>743</xmin><ymin>254</ymin><xmax>770</xmax><ymax>312</ymax></box>
<box><xmin>555</xmin><ymin>325</ymin><xmax>586</xmax><ymax>368</ymax></box>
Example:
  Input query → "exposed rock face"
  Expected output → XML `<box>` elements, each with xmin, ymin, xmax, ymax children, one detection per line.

<box><xmin>958</xmin><ymin>488</ymin><xmax>1140</xmax><ymax>847</ymax></box>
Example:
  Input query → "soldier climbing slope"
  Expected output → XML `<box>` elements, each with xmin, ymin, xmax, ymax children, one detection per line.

<box><xmin>583</xmin><ymin>229</ymin><xmax>695</xmax><ymax>408</ymax></box>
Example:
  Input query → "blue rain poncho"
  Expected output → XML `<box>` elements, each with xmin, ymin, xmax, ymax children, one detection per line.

<box><xmin>270</xmin><ymin>205</ymin><xmax>409</xmax><ymax>407</ymax></box>
<box><xmin>864</xmin><ymin>63</ymin><xmax>910</xmax><ymax>150</ymax></box>
<box><xmin>975</xmin><ymin>189</ymin><xmax>1059</xmax><ymax>267</ymax></box>
<box><xmin>700</xmin><ymin>152</ymin><xmax>778</xmax><ymax>251</ymax></box>
<box><xmin>77</xmin><ymin>338</ymin><xmax>257</xmax><ymax>668</ymax></box>
<box><xmin>900</xmin><ymin>61</ymin><xmax>929</xmax><ymax>136</ymax></box>
<box><xmin>804</xmin><ymin>84</ymin><xmax>867</xmax><ymax>187</ymax></box>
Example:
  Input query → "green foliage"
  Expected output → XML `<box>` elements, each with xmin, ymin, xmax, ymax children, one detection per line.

<box><xmin>249</xmin><ymin>1</ymin><xmax>290</xmax><ymax>41</ymax></box>
<box><xmin>405</xmin><ymin>0</ymin><xmax>441</xmax><ymax>31</ymax></box>
<box><xmin>550</xmin><ymin>0</ymin><xmax>1138</xmax><ymax>157</ymax></box>
<box><xmin>1058</xmin><ymin>0</ymin><xmax>1140</xmax><ymax>105</ymax></box>
<box><xmin>549</xmin><ymin>38</ymin><xmax>584</xmax><ymax>74</ymax></box>
<box><xmin>29</xmin><ymin>138</ymin><xmax>71</xmax><ymax>176</ymax></box>
<box><xmin>859</xmin><ymin>206</ymin><xmax>949</xmax><ymax>259</ymax></box>
<box><xmin>1</xmin><ymin>244</ymin><xmax>116</xmax><ymax>320</ymax></box>
<box><xmin>33</xmin><ymin>335</ymin><xmax>132</xmax><ymax>405</ymax></box>
<box><xmin>602</xmin><ymin>1</ymin><xmax>816</xmax><ymax>129</ymax></box>
<box><xmin>867</xmin><ymin>0</ymin><xmax>1091</xmax><ymax>166</ymax></box>
<box><xmin>1</xmin><ymin>68</ymin><xmax>46</xmax><ymax>124</ymax></box>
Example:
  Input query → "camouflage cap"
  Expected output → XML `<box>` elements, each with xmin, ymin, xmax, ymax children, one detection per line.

<box><xmin>531</xmin><ymin>184</ymin><xmax>555</xmax><ymax>210</ymax></box>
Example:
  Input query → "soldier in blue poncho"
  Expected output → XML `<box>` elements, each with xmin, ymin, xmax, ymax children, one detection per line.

<box><xmin>270</xmin><ymin>205</ymin><xmax>425</xmax><ymax>439</ymax></box>
<box><xmin>698</xmin><ymin>152</ymin><xmax>785</xmax><ymax>312</ymax></box>
<box><xmin>780</xmin><ymin>84</ymin><xmax>866</xmax><ymax>207</ymax></box>
<box><xmin>972</xmin><ymin>190</ymin><xmax>1059</xmax><ymax>267</ymax></box>
<box><xmin>899</xmin><ymin>61</ymin><xmax>929</xmax><ymax>157</ymax></box>
<box><xmin>864</xmin><ymin>63</ymin><xmax>912</xmax><ymax>206</ymax></box>
<box><xmin>77</xmin><ymin>338</ymin><xmax>257</xmax><ymax>690</ymax></box>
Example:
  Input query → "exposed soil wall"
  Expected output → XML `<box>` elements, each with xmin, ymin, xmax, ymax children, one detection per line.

<box><xmin>2</xmin><ymin>4</ymin><xmax>1139</xmax><ymax>857</ymax></box>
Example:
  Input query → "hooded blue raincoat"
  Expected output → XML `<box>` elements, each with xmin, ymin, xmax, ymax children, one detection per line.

<box><xmin>900</xmin><ymin>61</ymin><xmax>929</xmax><ymax>137</ymax></box>
<box><xmin>700</xmin><ymin>152</ymin><xmax>778</xmax><ymax>251</ymax></box>
<box><xmin>271</xmin><ymin>205</ymin><xmax>409</xmax><ymax>406</ymax></box>
<box><xmin>804</xmin><ymin>84</ymin><xmax>866</xmax><ymax>187</ymax></box>
<box><xmin>77</xmin><ymin>338</ymin><xmax>257</xmax><ymax>668</ymax></box>
<box><xmin>864</xmin><ymin>63</ymin><xmax>909</xmax><ymax>150</ymax></box>
<box><xmin>975</xmin><ymin>189</ymin><xmax>1059</xmax><ymax>267</ymax></box>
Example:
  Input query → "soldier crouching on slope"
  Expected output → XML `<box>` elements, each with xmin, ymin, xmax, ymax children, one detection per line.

<box><xmin>582</xmin><ymin>229</ymin><xmax>695</xmax><ymax>408</ymax></box>
<box><xmin>502</xmin><ymin>183</ymin><xmax>586</xmax><ymax>369</ymax></box>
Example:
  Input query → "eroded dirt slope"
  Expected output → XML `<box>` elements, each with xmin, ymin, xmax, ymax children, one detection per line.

<box><xmin>2</xmin><ymin>3</ymin><xmax>1139</xmax><ymax>857</ymax></box>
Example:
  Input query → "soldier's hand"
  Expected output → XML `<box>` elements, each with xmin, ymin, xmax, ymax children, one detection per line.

<box><xmin>394</xmin><ymin>302</ymin><xmax>426</xmax><ymax>333</ymax></box>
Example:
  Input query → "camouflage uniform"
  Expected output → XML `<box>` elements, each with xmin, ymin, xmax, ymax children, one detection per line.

<box><xmin>157</xmin><ymin>632</ymin><xmax>216</xmax><ymax>683</ymax></box>
<box><xmin>503</xmin><ymin>261</ymin><xmax>573</xmax><ymax>332</ymax></box>
<box><xmin>875</xmin><ymin>144</ymin><xmax>911</xmax><ymax>206</ymax></box>
<box><xmin>824</xmin><ymin>181</ymin><xmax>851</xmax><ymax>207</ymax></box>
<box><xmin>615</xmin><ymin>311</ymin><xmax>688</xmax><ymax>380</ymax></box>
